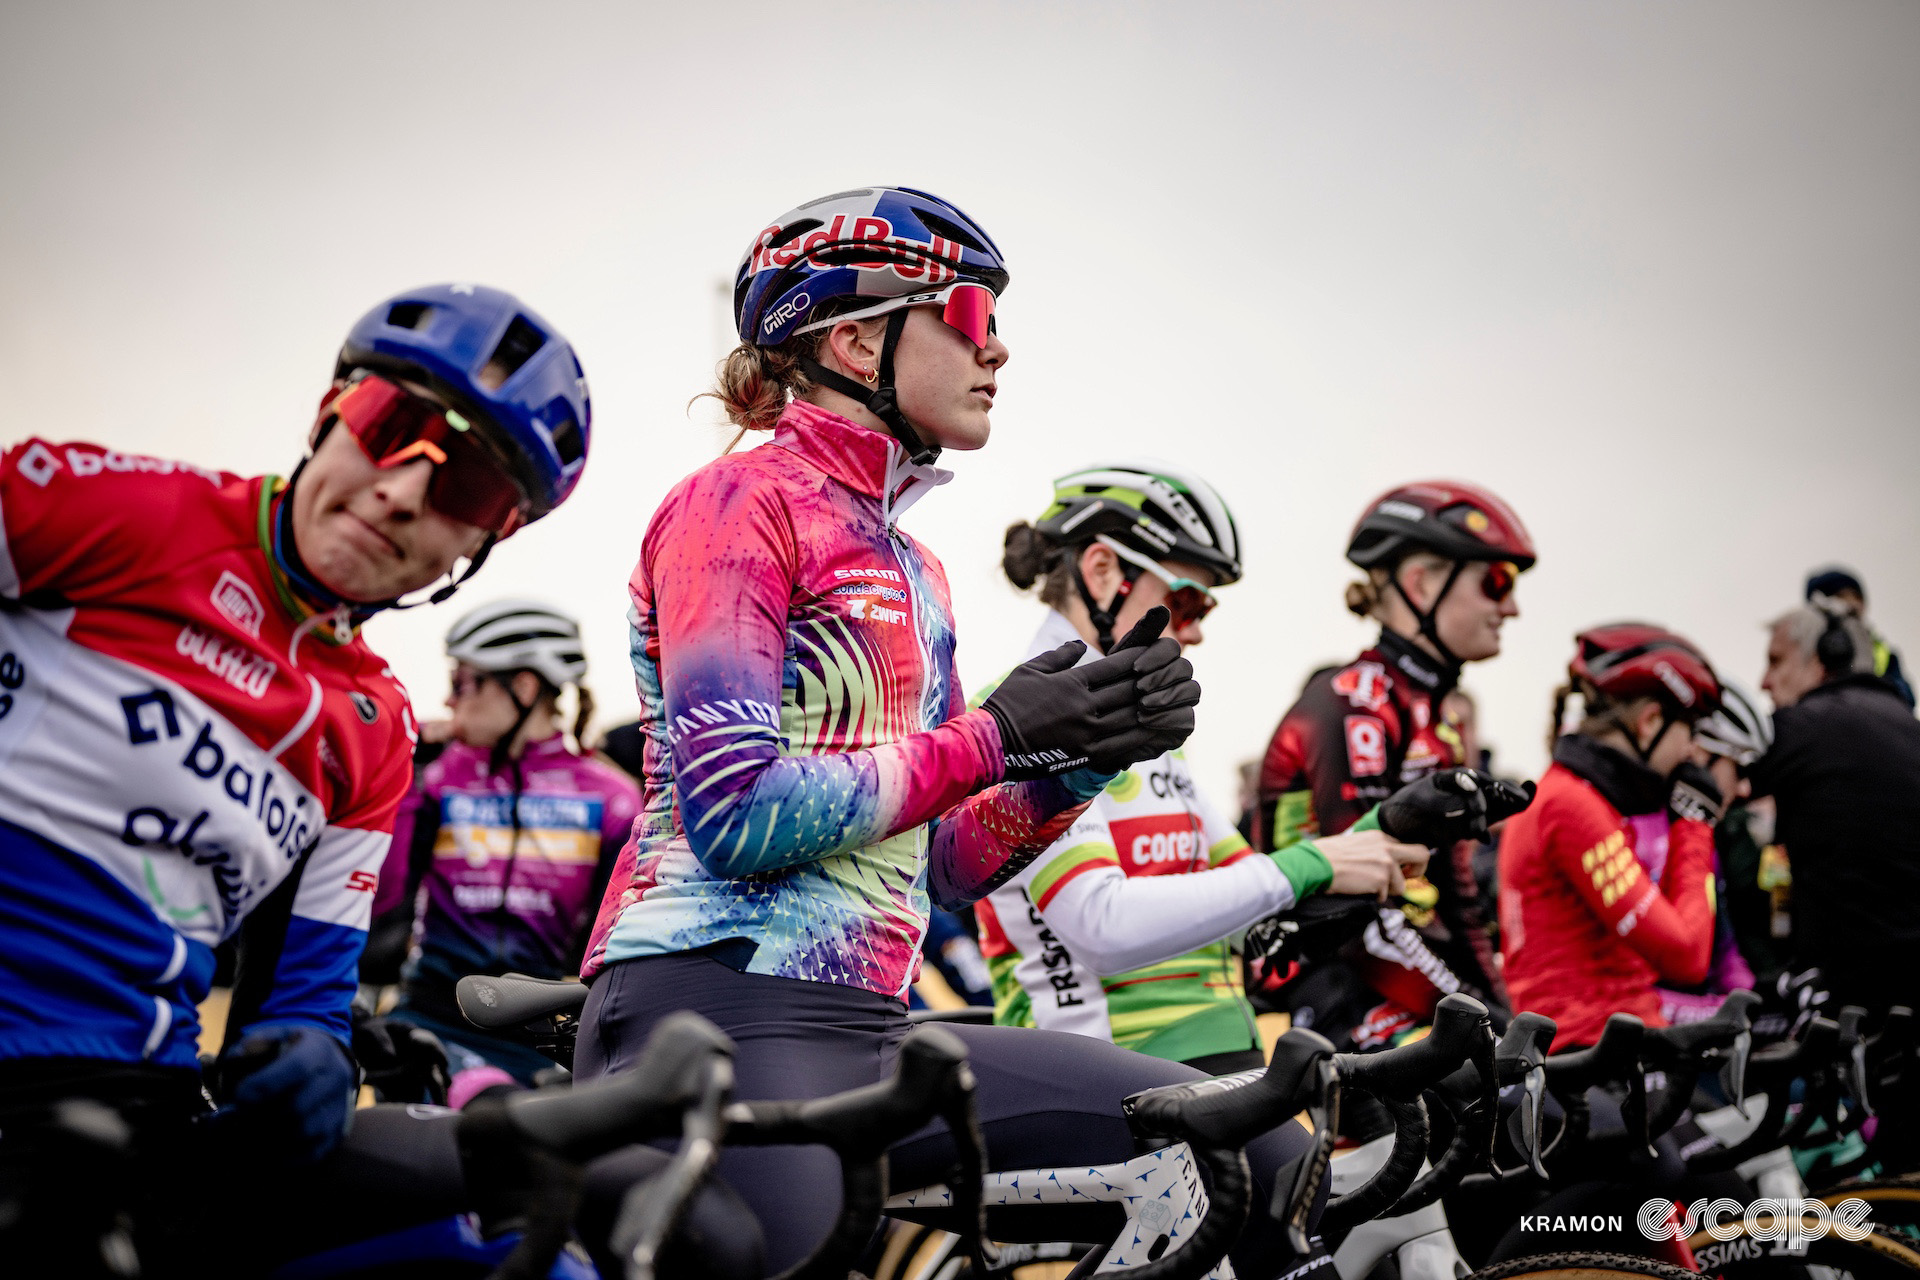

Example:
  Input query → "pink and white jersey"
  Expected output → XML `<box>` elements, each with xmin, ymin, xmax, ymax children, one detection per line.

<box><xmin>0</xmin><ymin>438</ymin><xmax>414</xmax><ymax>1068</ymax></box>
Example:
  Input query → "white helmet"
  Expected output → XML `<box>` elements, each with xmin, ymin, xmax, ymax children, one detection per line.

<box><xmin>445</xmin><ymin>599</ymin><xmax>587</xmax><ymax>691</ymax></box>
<box><xmin>1694</xmin><ymin>678</ymin><xmax>1773</xmax><ymax>767</ymax></box>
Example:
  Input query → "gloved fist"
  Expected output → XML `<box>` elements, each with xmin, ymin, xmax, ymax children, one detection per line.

<box><xmin>217</xmin><ymin>1024</ymin><xmax>357</xmax><ymax>1164</ymax></box>
<box><xmin>1378</xmin><ymin>768</ymin><xmax>1535</xmax><ymax>847</ymax></box>
<box><xmin>1244</xmin><ymin>894</ymin><xmax>1382</xmax><ymax>969</ymax></box>
<box><xmin>981</xmin><ymin>607</ymin><xmax>1202</xmax><ymax>780</ymax></box>
<box><xmin>1667</xmin><ymin>761</ymin><xmax>1725</xmax><ymax>826</ymax></box>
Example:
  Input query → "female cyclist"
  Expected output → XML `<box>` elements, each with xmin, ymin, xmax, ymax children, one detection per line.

<box><xmin>1253</xmin><ymin>482</ymin><xmax>1535</xmax><ymax>1047</ymax></box>
<box><xmin>574</xmin><ymin>187</ymin><xmax>1321</xmax><ymax>1276</ymax></box>
<box><xmin>978</xmin><ymin>462</ymin><xmax>1431</xmax><ymax>1072</ymax></box>
<box><xmin>1499</xmin><ymin>624</ymin><xmax>1725</xmax><ymax>1049</ymax></box>
<box><xmin>368</xmin><ymin>599</ymin><xmax>639</xmax><ymax>1099</ymax></box>
<box><xmin>0</xmin><ymin>284</ymin><xmax>594</xmax><ymax>1265</ymax></box>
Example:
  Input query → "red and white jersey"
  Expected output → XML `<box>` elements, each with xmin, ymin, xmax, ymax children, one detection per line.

<box><xmin>0</xmin><ymin>438</ymin><xmax>413</xmax><ymax>1068</ymax></box>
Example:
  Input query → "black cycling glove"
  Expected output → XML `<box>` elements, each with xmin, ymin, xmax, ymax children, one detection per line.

<box><xmin>981</xmin><ymin>607</ymin><xmax>1201</xmax><ymax>781</ymax></box>
<box><xmin>1378</xmin><ymin>768</ymin><xmax>1535</xmax><ymax>846</ymax></box>
<box><xmin>1667</xmin><ymin>761</ymin><xmax>1725</xmax><ymax>825</ymax></box>
<box><xmin>1244</xmin><ymin>893</ymin><xmax>1382</xmax><ymax>970</ymax></box>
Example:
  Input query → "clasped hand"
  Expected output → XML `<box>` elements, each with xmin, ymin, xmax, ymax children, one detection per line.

<box><xmin>981</xmin><ymin>606</ymin><xmax>1202</xmax><ymax>781</ymax></box>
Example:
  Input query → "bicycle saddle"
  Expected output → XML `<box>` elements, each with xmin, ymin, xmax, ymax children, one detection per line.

<box><xmin>457</xmin><ymin>972</ymin><xmax>590</xmax><ymax>1030</ymax></box>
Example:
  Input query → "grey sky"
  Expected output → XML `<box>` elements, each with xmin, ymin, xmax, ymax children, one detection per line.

<box><xmin>4</xmin><ymin>1</ymin><xmax>1915</xmax><ymax>802</ymax></box>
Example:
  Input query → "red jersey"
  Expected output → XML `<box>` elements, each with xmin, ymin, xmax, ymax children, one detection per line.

<box><xmin>1500</xmin><ymin>741</ymin><xmax>1715</xmax><ymax>1050</ymax></box>
<box><xmin>0</xmin><ymin>439</ymin><xmax>414</xmax><ymax>1068</ymax></box>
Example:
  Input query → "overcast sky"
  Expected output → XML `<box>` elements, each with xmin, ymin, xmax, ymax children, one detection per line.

<box><xmin>5</xmin><ymin>1</ymin><xmax>1915</xmax><ymax>803</ymax></box>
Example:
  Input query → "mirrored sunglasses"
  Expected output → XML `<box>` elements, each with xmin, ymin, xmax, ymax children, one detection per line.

<box><xmin>327</xmin><ymin>374</ymin><xmax>530</xmax><ymax>535</ymax></box>
<box><xmin>1479</xmin><ymin>561</ymin><xmax>1521</xmax><ymax>603</ymax></box>
<box><xmin>1098</xmin><ymin>535</ymin><xmax>1218</xmax><ymax>628</ymax></box>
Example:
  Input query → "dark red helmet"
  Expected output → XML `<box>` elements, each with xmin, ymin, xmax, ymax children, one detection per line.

<box><xmin>1346</xmin><ymin>481</ymin><xmax>1537</xmax><ymax>571</ymax></box>
<box><xmin>1571</xmin><ymin>622</ymin><xmax>1721</xmax><ymax>717</ymax></box>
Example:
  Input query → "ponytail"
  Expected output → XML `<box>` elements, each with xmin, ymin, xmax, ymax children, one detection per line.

<box><xmin>695</xmin><ymin>298</ymin><xmax>873</xmax><ymax>453</ymax></box>
<box><xmin>1002</xmin><ymin>521</ymin><xmax>1074</xmax><ymax>610</ymax></box>
<box><xmin>572</xmin><ymin>684</ymin><xmax>597</xmax><ymax>752</ymax></box>
<box><xmin>1345</xmin><ymin>575</ymin><xmax>1383</xmax><ymax>618</ymax></box>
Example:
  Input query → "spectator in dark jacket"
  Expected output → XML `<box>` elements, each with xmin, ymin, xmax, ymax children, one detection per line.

<box><xmin>1751</xmin><ymin>601</ymin><xmax>1920</xmax><ymax>1015</ymax></box>
<box><xmin>1805</xmin><ymin>566</ymin><xmax>1914</xmax><ymax>709</ymax></box>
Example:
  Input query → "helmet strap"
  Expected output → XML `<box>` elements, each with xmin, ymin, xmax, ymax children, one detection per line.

<box><xmin>489</xmin><ymin>673</ymin><xmax>540</xmax><ymax>777</ymax></box>
<box><xmin>1389</xmin><ymin>559</ymin><xmax>1468</xmax><ymax>671</ymax></box>
<box><xmin>1605</xmin><ymin>702</ymin><xmax>1671</xmax><ymax>766</ymax></box>
<box><xmin>1071</xmin><ymin>557</ymin><xmax>1143</xmax><ymax>655</ymax></box>
<box><xmin>799</xmin><ymin>310</ymin><xmax>942</xmax><ymax>466</ymax></box>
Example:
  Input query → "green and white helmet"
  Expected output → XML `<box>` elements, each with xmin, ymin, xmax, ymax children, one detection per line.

<box><xmin>1034</xmin><ymin>460</ymin><xmax>1242</xmax><ymax>585</ymax></box>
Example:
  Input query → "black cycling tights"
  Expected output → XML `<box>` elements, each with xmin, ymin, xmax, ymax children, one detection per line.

<box><xmin>577</xmin><ymin>951</ymin><xmax>1321</xmax><ymax>1279</ymax></box>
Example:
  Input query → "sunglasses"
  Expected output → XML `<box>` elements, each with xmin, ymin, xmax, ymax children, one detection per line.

<box><xmin>1097</xmin><ymin>535</ymin><xmax>1218</xmax><ymax>628</ymax></box>
<box><xmin>325</xmin><ymin>373</ymin><xmax>530</xmax><ymax>535</ymax></box>
<box><xmin>1479</xmin><ymin>561</ymin><xmax>1521</xmax><ymax>604</ymax></box>
<box><xmin>793</xmin><ymin>281</ymin><xmax>999</xmax><ymax>349</ymax></box>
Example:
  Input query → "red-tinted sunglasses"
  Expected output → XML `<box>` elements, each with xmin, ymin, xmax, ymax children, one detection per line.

<box><xmin>793</xmin><ymin>281</ymin><xmax>999</xmax><ymax>349</ymax></box>
<box><xmin>1099</xmin><ymin>536</ymin><xmax>1218</xmax><ymax>629</ymax></box>
<box><xmin>1479</xmin><ymin>561</ymin><xmax>1521</xmax><ymax>603</ymax></box>
<box><xmin>325</xmin><ymin>375</ymin><xmax>530</xmax><ymax>536</ymax></box>
<box><xmin>936</xmin><ymin>282</ymin><xmax>997</xmax><ymax>348</ymax></box>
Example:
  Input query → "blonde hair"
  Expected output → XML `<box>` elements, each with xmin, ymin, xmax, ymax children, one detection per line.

<box><xmin>1345</xmin><ymin>551</ymin><xmax>1450</xmax><ymax>620</ymax></box>
<box><xmin>697</xmin><ymin>302</ymin><xmax>879</xmax><ymax>452</ymax></box>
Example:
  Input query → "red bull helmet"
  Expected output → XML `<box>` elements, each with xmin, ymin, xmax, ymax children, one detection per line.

<box><xmin>731</xmin><ymin>187</ymin><xmax>1009</xmax><ymax>466</ymax></box>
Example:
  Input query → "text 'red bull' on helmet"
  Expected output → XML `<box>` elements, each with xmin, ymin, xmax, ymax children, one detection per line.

<box><xmin>1345</xmin><ymin>480</ymin><xmax>1536</xmax><ymax>669</ymax></box>
<box><xmin>732</xmin><ymin>187</ymin><xmax>1010</xmax><ymax>466</ymax></box>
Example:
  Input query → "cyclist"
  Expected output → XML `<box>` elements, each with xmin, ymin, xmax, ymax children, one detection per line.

<box><xmin>977</xmin><ymin>461</ymin><xmax>1430</xmax><ymax>1072</ymax></box>
<box><xmin>1252</xmin><ymin>482</ymin><xmax>1534</xmax><ymax>1046</ymax></box>
<box><xmin>365</xmin><ymin>599</ymin><xmax>639</xmax><ymax>1101</ymax></box>
<box><xmin>1499</xmin><ymin>624</ymin><xmax>1724</xmax><ymax>1049</ymax></box>
<box><xmin>0</xmin><ymin>284</ymin><xmax>591</xmax><ymax>1263</ymax></box>
<box><xmin>574</xmin><ymin>187</ymin><xmax>1312</xmax><ymax>1277</ymax></box>
<box><xmin>1692</xmin><ymin>680</ymin><xmax>1782</xmax><ymax>991</ymax></box>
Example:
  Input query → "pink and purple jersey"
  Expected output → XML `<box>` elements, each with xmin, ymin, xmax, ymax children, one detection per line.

<box><xmin>374</xmin><ymin>734</ymin><xmax>639</xmax><ymax>995</ymax></box>
<box><xmin>582</xmin><ymin>402</ymin><xmax>1103</xmax><ymax>999</ymax></box>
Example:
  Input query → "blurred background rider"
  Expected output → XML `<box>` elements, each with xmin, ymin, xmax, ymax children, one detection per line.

<box><xmin>1253</xmin><ymin>481</ymin><xmax>1534</xmax><ymax>1047</ymax></box>
<box><xmin>1804</xmin><ymin>566</ymin><xmax>1913</xmax><ymax>709</ymax></box>
<box><xmin>1500</xmin><ymin>624</ymin><xmax>1724</xmax><ymax>1049</ymax></box>
<box><xmin>366</xmin><ymin>600</ymin><xmax>638</xmax><ymax>1102</ymax></box>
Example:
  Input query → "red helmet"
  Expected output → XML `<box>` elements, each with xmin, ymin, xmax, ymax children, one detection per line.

<box><xmin>1346</xmin><ymin>481</ymin><xmax>1537</xmax><ymax>571</ymax></box>
<box><xmin>1571</xmin><ymin>623</ymin><xmax>1721</xmax><ymax>717</ymax></box>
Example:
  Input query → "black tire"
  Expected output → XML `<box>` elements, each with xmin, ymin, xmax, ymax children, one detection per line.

<box><xmin>1466</xmin><ymin>1252</ymin><xmax>1706</xmax><ymax>1280</ymax></box>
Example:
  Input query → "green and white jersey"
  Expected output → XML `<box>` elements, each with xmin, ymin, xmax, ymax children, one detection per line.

<box><xmin>973</xmin><ymin>613</ymin><xmax>1332</xmax><ymax>1065</ymax></box>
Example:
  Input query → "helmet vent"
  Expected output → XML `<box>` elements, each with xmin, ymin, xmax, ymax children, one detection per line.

<box><xmin>479</xmin><ymin>315</ymin><xmax>548</xmax><ymax>390</ymax></box>
<box><xmin>386</xmin><ymin>302</ymin><xmax>433</xmax><ymax>330</ymax></box>
<box><xmin>915</xmin><ymin>209</ymin><xmax>985</xmax><ymax>253</ymax></box>
<box><xmin>549</xmin><ymin>416</ymin><xmax>584</xmax><ymax>466</ymax></box>
<box><xmin>766</xmin><ymin>219</ymin><xmax>823</xmax><ymax>250</ymax></box>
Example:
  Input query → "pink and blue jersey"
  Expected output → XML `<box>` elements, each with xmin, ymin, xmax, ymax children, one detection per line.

<box><xmin>582</xmin><ymin>402</ymin><xmax>1103</xmax><ymax>999</ymax></box>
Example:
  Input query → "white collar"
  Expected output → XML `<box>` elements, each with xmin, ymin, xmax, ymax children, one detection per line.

<box><xmin>881</xmin><ymin>441</ymin><xmax>953</xmax><ymax>527</ymax></box>
<box><xmin>1026</xmin><ymin>609</ymin><xmax>1102</xmax><ymax>667</ymax></box>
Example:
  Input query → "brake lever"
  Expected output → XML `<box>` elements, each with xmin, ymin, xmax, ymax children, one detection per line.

<box><xmin>1839</xmin><ymin>1007</ymin><xmax>1874</xmax><ymax>1118</ymax></box>
<box><xmin>1276</xmin><ymin>1057</ymin><xmax>1340</xmax><ymax>1257</ymax></box>
<box><xmin>1520</xmin><ymin>1064</ymin><xmax>1548</xmax><ymax>1177</ymax></box>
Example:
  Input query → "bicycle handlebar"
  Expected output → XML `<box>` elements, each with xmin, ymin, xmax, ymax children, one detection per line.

<box><xmin>1121</xmin><ymin>1027</ymin><xmax>1341</xmax><ymax>1275</ymax></box>
<box><xmin>1321</xmin><ymin>994</ymin><xmax>1492</xmax><ymax>1238</ymax></box>
<box><xmin>725</xmin><ymin>1026</ymin><xmax>977</xmax><ymax>1280</ymax></box>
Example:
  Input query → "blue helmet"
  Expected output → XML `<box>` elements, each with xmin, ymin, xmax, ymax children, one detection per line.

<box><xmin>734</xmin><ymin>187</ymin><xmax>1010</xmax><ymax>348</ymax></box>
<box><xmin>336</xmin><ymin>284</ymin><xmax>591</xmax><ymax>521</ymax></box>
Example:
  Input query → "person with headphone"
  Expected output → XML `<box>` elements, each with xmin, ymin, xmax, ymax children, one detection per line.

<box><xmin>1804</xmin><ymin>566</ymin><xmax>1913</xmax><ymax>708</ymax></box>
<box><xmin>366</xmin><ymin>599</ymin><xmax>639</xmax><ymax>1101</ymax></box>
<box><xmin>1751</xmin><ymin>597</ymin><xmax>1920</xmax><ymax>1017</ymax></box>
